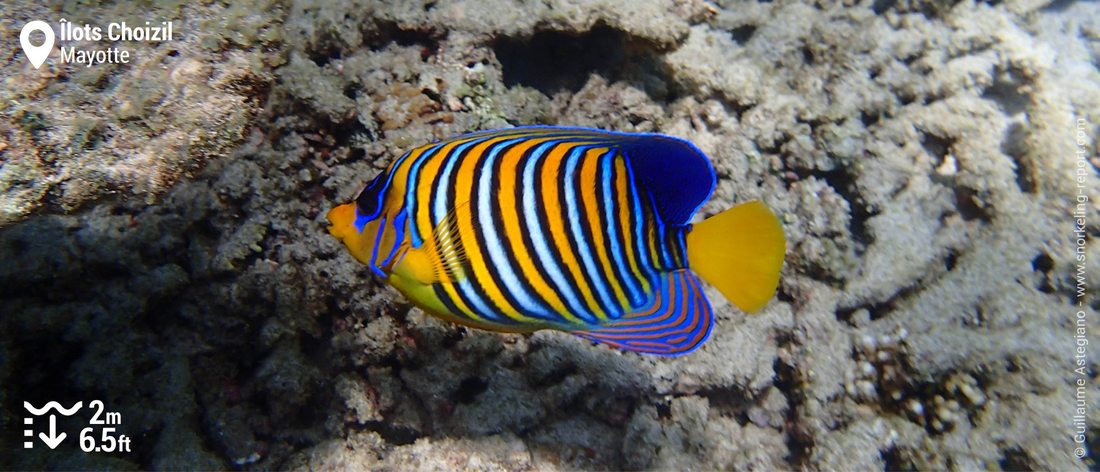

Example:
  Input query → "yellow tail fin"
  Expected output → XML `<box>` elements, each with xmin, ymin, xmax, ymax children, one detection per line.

<box><xmin>686</xmin><ymin>201</ymin><xmax>785</xmax><ymax>313</ymax></box>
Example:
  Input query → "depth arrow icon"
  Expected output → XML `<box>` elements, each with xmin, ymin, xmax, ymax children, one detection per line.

<box><xmin>39</xmin><ymin>415</ymin><xmax>65</xmax><ymax>449</ymax></box>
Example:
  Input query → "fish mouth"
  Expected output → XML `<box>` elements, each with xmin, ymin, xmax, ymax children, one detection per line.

<box><xmin>326</xmin><ymin>203</ymin><xmax>358</xmax><ymax>241</ymax></box>
<box><xmin>326</xmin><ymin>202</ymin><xmax>384</xmax><ymax>270</ymax></box>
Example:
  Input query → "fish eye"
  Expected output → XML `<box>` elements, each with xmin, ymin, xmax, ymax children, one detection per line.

<box><xmin>355</xmin><ymin>173</ymin><xmax>386</xmax><ymax>219</ymax></box>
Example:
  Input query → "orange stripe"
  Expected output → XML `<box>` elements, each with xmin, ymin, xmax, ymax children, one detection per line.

<box><xmin>646</xmin><ymin>216</ymin><xmax>662</xmax><ymax>271</ymax></box>
<box><xmin>579</xmin><ymin>148</ymin><xmax>630</xmax><ymax>311</ymax></box>
<box><xmin>496</xmin><ymin>138</ymin><xmax>579</xmax><ymax>323</ymax></box>
<box><xmin>430</xmin><ymin>135</ymin><xmax>519</xmax><ymax>322</ymax></box>
<box><xmin>583</xmin><ymin>274</ymin><xmax>691</xmax><ymax>339</ymax></box>
<box><xmin>454</xmin><ymin>136</ymin><xmax>524</xmax><ymax>320</ymax></box>
<box><xmin>682</xmin><ymin>275</ymin><xmax>711</xmax><ymax>348</ymax></box>
<box><xmin>615</xmin><ymin>157</ymin><xmax>649</xmax><ymax>297</ymax></box>
<box><xmin>413</xmin><ymin>136</ymin><xmax>481</xmax><ymax>248</ymax></box>
<box><xmin>542</xmin><ymin>142</ymin><xmax>604</xmax><ymax>318</ymax></box>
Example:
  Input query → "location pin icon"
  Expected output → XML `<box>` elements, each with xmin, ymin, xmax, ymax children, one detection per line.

<box><xmin>20</xmin><ymin>21</ymin><xmax>55</xmax><ymax>70</ymax></box>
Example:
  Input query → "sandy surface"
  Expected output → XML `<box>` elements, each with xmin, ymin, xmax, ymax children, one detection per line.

<box><xmin>1</xmin><ymin>0</ymin><xmax>1098</xmax><ymax>469</ymax></box>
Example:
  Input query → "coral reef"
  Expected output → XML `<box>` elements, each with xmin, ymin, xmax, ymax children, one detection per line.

<box><xmin>0</xmin><ymin>1</ymin><xmax>278</xmax><ymax>226</ymax></box>
<box><xmin>1</xmin><ymin>0</ymin><xmax>1098</xmax><ymax>470</ymax></box>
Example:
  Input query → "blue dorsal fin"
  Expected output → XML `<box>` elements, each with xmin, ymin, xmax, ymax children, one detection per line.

<box><xmin>622</xmin><ymin>135</ymin><xmax>716</xmax><ymax>226</ymax></box>
<box><xmin>572</xmin><ymin>270</ymin><xmax>714</xmax><ymax>356</ymax></box>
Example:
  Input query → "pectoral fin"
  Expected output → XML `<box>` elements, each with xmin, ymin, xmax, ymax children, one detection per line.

<box><xmin>392</xmin><ymin>205</ymin><xmax>468</xmax><ymax>284</ymax></box>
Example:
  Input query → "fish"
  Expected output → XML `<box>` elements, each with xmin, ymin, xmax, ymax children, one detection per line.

<box><xmin>327</xmin><ymin>126</ymin><xmax>785</xmax><ymax>355</ymax></box>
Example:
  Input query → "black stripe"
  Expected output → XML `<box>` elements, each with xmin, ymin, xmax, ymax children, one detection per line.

<box><xmin>611</xmin><ymin>155</ymin><xmax>646</xmax><ymax>308</ymax></box>
<box><xmin>564</xmin><ymin>146</ymin><xmax>616</xmax><ymax>316</ymax></box>
<box><xmin>431</xmin><ymin>135</ymin><xmax>495</xmax><ymax>224</ymax></box>
<box><xmin>606</xmin><ymin>152</ymin><xmax>642</xmax><ymax>310</ymax></box>
<box><xmin>624</xmin><ymin>158</ymin><xmax>657</xmax><ymax>285</ymax></box>
<box><xmin>436</xmin><ymin>137</ymin><xmax>509</xmax><ymax>324</ymax></box>
<box><xmin>530</xmin><ymin>141</ymin><xmax>589</xmax><ymax>319</ymax></box>
<box><xmin>471</xmin><ymin>138</ymin><xmax>549</xmax><ymax>320</ymax></box>
<box><xmin>504</xmin><ymin>142</ymin><xmax>564</xmax><ymax>320</ymax></box>
<box><xmin>587</xmin><ymin>149</ymin><xmax>627</xmax><ymax>316</ymax></box>
<box><xmin>643</xmin><ymin>198</ymin><xmax>667</xmax><ymax>271</ymax></box>
<box><xmin>539</xmin><ymin>143</ymin><xmax>593</xmax><ymax>318</ymax></box>
<box><xmin>666</xmin><ymin>222</ymin><xmax>687</xmax><ymax>269</ymax></box>
<box><xmin>434</xmin><ymin>283</ymin><xmax>468</xmax><ymax>321</ymax></box>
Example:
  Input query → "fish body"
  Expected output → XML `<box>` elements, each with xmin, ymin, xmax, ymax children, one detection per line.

<box><xmin>328</xmin><ymin>126</ymin><xmax>785</xmax><ymax>355</ymax></box>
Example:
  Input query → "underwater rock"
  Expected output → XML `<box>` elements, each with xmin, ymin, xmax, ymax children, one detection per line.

<box><xmin>0</xmin><ymin>1</ymin><xmax>277</xmax><ymax>227</ymax></box>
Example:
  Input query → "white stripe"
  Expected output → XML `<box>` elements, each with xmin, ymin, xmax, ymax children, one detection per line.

<box><xmin>602</xmin><ymin>152</ymin><xmax>643</xmax><ymax>308</ymax></box>
<box><xmin>431</xmin><ymin>136</ymin><xmax>500</xmax><ymax>321</ymax></box>
<box><xmin>625</xmin><ymin>159</ymin><xmax>658</xmax><ymax>283</ymax></box>
<box><xmin>477</xmin><ymin>139</ymin><xmax>552</xmax><ymax>318</ymax></box>
<box><xmin>564</xmin><ymin>147</ymin><xmax>618</xmax><ymax>314</ymax></box>
<box><xmin>523</xmin><ymin>141</ymin><xmax>592</xmax><ymax>322</ymax></box>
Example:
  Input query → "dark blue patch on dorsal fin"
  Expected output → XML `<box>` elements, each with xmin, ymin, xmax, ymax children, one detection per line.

<box><xmin>621</xmin><ymin>135</ymin><xmax>716</xmax><ymax>226</ymax></box>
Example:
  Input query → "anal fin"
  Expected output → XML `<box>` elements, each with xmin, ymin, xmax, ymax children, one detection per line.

<box><xmin>573</xmin><ymin>270</ymin><xmax>713</xmax><ymax>356</ymax></box>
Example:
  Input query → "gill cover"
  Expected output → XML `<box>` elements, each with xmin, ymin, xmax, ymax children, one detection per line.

<box><xmin>327</xmin><ymin>203</ymin><xmax>377</xmax><ymax>267</ymax></box>
<box><xmin>327</xmin><ymin>174</ymin><xmax>404</xmax><ymax>276</ymax></box>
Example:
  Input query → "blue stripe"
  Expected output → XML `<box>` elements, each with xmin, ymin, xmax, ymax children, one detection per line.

<box><xmin>353</xmin><ymin>177</ymin><xmax>383</xmax><ymax>232</ymax></box>
<box><xmin>368</xmin><ymin>215</ymin><xmax>387</xmax><ymax>277</ymax></box>
<box><xmin>477</xmin><ymin>138</ymin><xmax>555</xmax><ymax>318</ymax></box>
<box><xmin>376</xmin><ymin>150</ymin><xmax>412</xmax><ymax>211</ymax></box>
<box><xmin>355</xmin><ymin>150</ymin><xmax>411</xmax><ymax>233</ymax></box>
<box><xmin>601</xmin><ymin>153</ymin><xmax>643</xmax><ymax>307</ymax></box>
<box><xmin>428</xmin><ymin>135</ymin><xmax>503</xmax><ymax>322</ymax></box>
<box><xmin>574</xmin><ymin>270</ymin><xmax>713</xmax><ymax>356</ymax></box>
<box><xmin>380</xmin><ymin>209</ymin><xmax>408</xmax><ymax>269</ymax></box>
<box><xmin>625</xmin><ymin>160</ymin><xmax>657</xmax><ymax>283</ymax></box>
<box><xmin>523</xmin><ymin>141</ymin><xmax>593</xmax><ymax>322</ymax></box>
<box><xmin>431</xmin><ymin>139</ymin><xmax>485</xmax><ymax>226</ymax></box>
<box><xmin>353</xmin><ymin>212</ymin><xmax>372</xmax><ymax>233</ymax></box>
<box><xmin>455</xmin><ymin>278</ymin><xmax>503</xmax><ymax>321</ymax></box>
<box><xmin>564</xmin><ymin>146</ymin><xmax>617</xmax><ymax>315</ymax></box>
<box><xmin>654</xmin><ymin>195</ymin><xmax>672</xmax><ymax>268</ymax></box>
<box><xmin>404</xmin><ymin>143</ymin><xmax>450</xmax><ymax>247</ymax></box>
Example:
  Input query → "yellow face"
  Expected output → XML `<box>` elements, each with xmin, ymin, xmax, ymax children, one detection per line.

<box><xmin>327</xmin><ymin>202</ymin><xmax>381</xmax><ymax>268</ymax></box>
<box><xmin>327</xmin><ymin>184</ymin><xmax>407</xmax><ymax>277</ymax></box>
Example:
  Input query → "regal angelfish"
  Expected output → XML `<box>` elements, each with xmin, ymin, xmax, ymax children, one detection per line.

<box><xmin>327</xmin><ymin>126</ymin><xmax>785</xmax><ymax>355</ymax></box>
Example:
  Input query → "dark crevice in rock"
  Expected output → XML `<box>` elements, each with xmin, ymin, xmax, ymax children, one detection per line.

<box><xmin>1041</xmin><ymin>0</ymin><xmax>1077</xmax><ymax>11</ymax></box>
<box><xmin>655</xmin><ymin>399</ymin><xmax>672</xmax><ymax>419</ymax></box>
<box><xmin>919</xmin><ymin>131</ymin><xmax>952</xmax><ymax>164</ymax></box>
<box><xmin>944</xmin><ymin>250</ymin><xmax>958</xmax><ymax>271</ymax></box>
<box><xmin>860</xmin><ymin>109</ymin><xmax>882</xmax><ymax>128</ymax></box>
<box><xmin>1031</xmin><ymin>252</ymin><xmax>1055</xmax><ymax>293</ymax></box>
<box><xmin>364</xmin><ymin>20</ymin><xmax>441</xmax><ymax>55</ymax></box>
<box><xmin>953</xmin><ymin>187</ymin><xmax>994</xmax><ymax>222</ymax></box>
<box><xmin>1000</xmin><ymin>122</ymin><xmax>1037</xmax><ymax>194</ymax></box>
<box><xmin>1031</xmin><ymin>252</ymin><xmax>1054</xmax><ymax>273</ymax></box>
<box><xmin>801</xmin><ymin>44</ymin><xmax>815</xmax><ymax>66</ymax></box>
<box><xmin>532</xmin><ymin>362</ymin><xmax>578</xmax><ymax>388</ymax></box>
<box><xmin>493</xmin><ymin>25</ymin><xmax>675</xmax><ymax>101</ymax></box>
<box><xmin>998</xmin><ymin>447</ymin><xmax>1036</xmax><ymax>471</ymax></box>
<box><xmin>881</xmin><ymin>446</ymin><xmax>917</xmax><ymax>471</ymax></box>
<box><xmin>982</xmin><ymin>76</ymin><xmax>1028</xmax><ymax>116</ymax></box>
<box><xmin>697</xmin><ymin>386</ymin><xmax>753</xmax><ymax>426</ymax></box>
<box><xmin>728</xmin><ymin>25</ymin><xmax>757</xmax><ymax>44</ymax></box>
<box><xmin>1086</xmin><ymin>426</ymin><xmax>1100</xmax><ymax>464</ymax></box>
<box><xmin>820</xmin><ymin>167</ymin><xmax>875</xmax><ymax>248</ymax></box>
<box><xmin>452</xmin><ymin>376</ymin><xmax>489</xmax><ymax>404</ymax></box>
<box><xmin>871</xmin><ymin>0</ymin><xmax>896</xmax><ymax>14</ymax></box>
<box><xmin>362</xmin><ymin>421</ymin><xmax>423</xmax><ymax>446</ymax></box>
<box><xmin>836</xmin><ymin>281</ymin><xmax>921</xmax><ymax>323</ymax></box>
<box><xmin>774</xmin><ymin>334</ymin><xmax>812</xmax><ymax>469</ymax></box>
